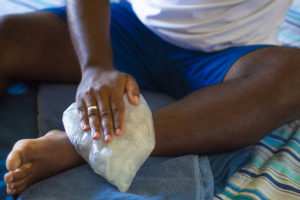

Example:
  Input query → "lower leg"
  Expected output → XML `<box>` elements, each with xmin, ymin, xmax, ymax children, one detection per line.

<box><xmin>1</xmin><ymin>11</ymin><xmax>86</xmax><ymax>195</ymax></box>
<box><xmin>152</xmin><ymin>46</ymin><xmax>300</xmax><ymax>156</ymax></box>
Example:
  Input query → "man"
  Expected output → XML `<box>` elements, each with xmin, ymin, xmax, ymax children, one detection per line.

<box><xmin>2</xmin><ymin>0</ymin><xmax>300</xmax><ymax>195</ymax></box>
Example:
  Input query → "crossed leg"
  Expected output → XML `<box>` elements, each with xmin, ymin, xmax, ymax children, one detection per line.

<box><xmin>2</xmin><ymin>11</ymin><xmax>300</xmax><ymax>195</ymax></box>
<box><xmin>1</xmin><ymin>11</ymin><xmax>83</xmax><ymax>195</ymax></box>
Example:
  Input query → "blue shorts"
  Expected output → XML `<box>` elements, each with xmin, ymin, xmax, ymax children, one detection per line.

<box><xmin>43</xmin><ymin>2</ymin><xmax>270</xmax><ymax>99</ymax></box>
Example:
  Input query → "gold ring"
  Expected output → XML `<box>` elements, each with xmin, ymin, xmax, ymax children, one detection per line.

<box><xmin>87</xmin><ymin>106</ymin><xmax>98</xmax><ymax>113</ymax></box>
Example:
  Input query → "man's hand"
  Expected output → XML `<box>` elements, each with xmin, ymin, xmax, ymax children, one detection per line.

<box><xmin>76</xmin><ymin>67</ymin><xmax>140</xmax><ymax>143</ymax></box>
<box><xmin>66</xmin><ymin>0</ymin><xmax>138</xmax><ymax>142</ymax></box>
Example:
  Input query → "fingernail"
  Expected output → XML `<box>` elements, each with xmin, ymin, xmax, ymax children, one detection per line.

<box><xmin>105</xmin><ymin>135</ymin><xmax>111</xmax><ymax>142</ymax></box>
<box><xmin>25</xmin><ymin>162</ymin><xmax>32</xmax><ymax>169</ymax></box>
<box><xmin>92</xmin><ymin>131</ymin><xmax>100</xmax><ymax>139</ymax></box>
<box><xmin>9</xmin><ymin>177</ymin><xmax>13</xmax><ymax>182</ymax></box>
<box><xmin>81</xmin><ymin>123</ymin><xmax>89</xmax><ymax>131</ymax></box>
<box><xmin>83</xmin><ymin>124</ymin><xmax>89</xmax><ymax>130</ymax></box>
<box><xmin>134</xmin><ymin>96</ymin><xmax>139</xmax><ymax>104</ymax></box>
<box><xmin>10</xmin><ymin>183</ymin><xmax>15</xmax><ymax>189</ymax></box>
<box><xmin>116</xmin><ymin>129</ymin><xmax>121</xmax><ymax>136</ymax></box>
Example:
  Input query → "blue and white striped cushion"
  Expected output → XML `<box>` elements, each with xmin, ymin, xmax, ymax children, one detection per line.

<box><xmin>278</xmin><ymin>0</ymin><xmax>300</xmax><ymax>48</ymax></box>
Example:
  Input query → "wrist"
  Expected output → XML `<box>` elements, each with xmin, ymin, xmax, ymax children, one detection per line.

<box><xmin>82</xmin><ymin>63</ymin><xmax>115</xmax><ymax>73</ymax></box>
<box><xmin>82</xmin><ymin>64</ymin><xmax>116</xmax><ymax>77</ymax></box>
<box><xmin>81</xmin><ymin>53</ymin><xmax>115</xmax><ymax>71</ymax></box>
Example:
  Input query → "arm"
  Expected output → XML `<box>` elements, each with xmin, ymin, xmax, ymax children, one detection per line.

<box><xmin>66</xmin><ymin>0</ymin><xmax>140</xmax><ymax>142</ymax></box>
<box><xmin>67</xmin><ymin>0</ymin><xmax>112</xmax><ymax>69</ymax></box>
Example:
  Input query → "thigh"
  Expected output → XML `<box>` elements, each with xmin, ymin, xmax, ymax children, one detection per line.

<box><xmin>224</xmin><ymin>46</ymin><xmax>300</xmax><ymax>81</ymax></box>
<box><xmin>1</xmin><ymin>11</ymin><xmax>81</xmax><ymax>83</ymax></box>
<box><xmin>164</xmin><ymin>45</ymin><xmax>300</xmax><ymax>100</ymax></box>
<box><xmin>44</xmin><ymin>2</ymin><xmax>175</xmax><ymax>91</ymax></box>
<box><xmin>162</xmin><ymin>45</ymin><xmax>271</xmax><ymax>99</ymax></box>
<box><xmin>110</xmin><ymin>2</ymin><xmax>183</xmax><ymax>91</ymax></box>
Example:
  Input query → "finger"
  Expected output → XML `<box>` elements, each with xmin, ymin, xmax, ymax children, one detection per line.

<box><xmin>97</xmin><ymin>95</ymin><xmax>114</xmax><ymax>143</ymax></box>
<box><xmin>84</xmin><ymin>93</ymin><xmax>102</xmax><ymax>140</ymax></box>
<box><xmin>111</xmin><ymin>95</ymin><xmax>126</xmax><ymax>136</ymax></box>
<box><xmin>76</xmin><ymin>100</ymin><xmax>89</xmax><ymax>131</ymax></box>
<box><xmin>126</xmin><ymin>75</ymin><xmax>140</xmax><ymax>106</ymax></box>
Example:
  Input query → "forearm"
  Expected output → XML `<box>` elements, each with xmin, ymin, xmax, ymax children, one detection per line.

<box><xmin>66</xmin><ymin>0</ymin><xmax>139</xmax><ymax>142</ymax></box>
<box><xmin>66</xmin><ymin>0</ymin><xmax>114</xmax><ymax>72</ymax></box>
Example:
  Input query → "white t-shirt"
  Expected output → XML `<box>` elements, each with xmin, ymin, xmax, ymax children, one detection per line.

<box><xmin>129</xmin><ymin>0</ymin><xmax>293</xmax><ymax>52</ymax></box>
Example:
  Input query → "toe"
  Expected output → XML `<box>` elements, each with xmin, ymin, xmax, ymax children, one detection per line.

<box><xmin>7</xmin><ymin>187</ymin><xmax>15</xmax><ymax>195</ymax></box>
<box><xmin>5</xmin><ymin>163</ymin><xmax>31</xmax><ymax>183</ymax></box>
<box><xmin>4</xmin><ymin>173</ymin><xmax>13</xmax><ymax>183</ymax></box>
<box><xmin>7</xmin><ymin>181</ymin><xmax>28</xmax><ymax>196</ymax></box>
<box><xmin>6</xmin><ymin>139</ymin><xmax>35</xmax><ymax>171</ymax></box>
<box><xmin>6</xmin><ymin>151</ymin><xmax>22</xmax><ymax>171</ymax></box>
<box><xmin>7</xmin><ymin>176</ymin><xmax>29</xmax><ymax>191</ymax></box>
<box><xmin>6</xmin><ymin>177</ymin><xmax>29</xmax><ymax>195</ymax></box>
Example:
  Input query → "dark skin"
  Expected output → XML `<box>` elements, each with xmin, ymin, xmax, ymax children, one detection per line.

<box><xmin>67</xmin><ymin>0</ymin><xmax>140</xmax><ymax>143</ymax></box>
<box><xmin>1</xmin><ymin>0</ymin><xmax>300</xmax><ymax>195</ymax></box>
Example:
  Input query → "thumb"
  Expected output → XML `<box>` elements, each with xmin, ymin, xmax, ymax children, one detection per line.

<box><xmin>126</xmin><ymin>75</ymin><xmax>140</xmax><ymax>106</ymax></box>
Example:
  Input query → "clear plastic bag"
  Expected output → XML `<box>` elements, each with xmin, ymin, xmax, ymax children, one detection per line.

<box><xmin>62</xmin><ymin>94</ymin><xmax>155</xmax><ymax>192</ymax></box>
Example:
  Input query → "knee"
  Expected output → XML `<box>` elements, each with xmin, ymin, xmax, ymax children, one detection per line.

<box><xmin>0</xmin><ymin>14</ymin><xmax>21</xmax><ymax>37</ymax></box>
<box><xmin>0</xmin><ymin>15</ymin><xmax>14</xmax><ymax>64</ymax></box>
<box><xmin>0</xmin><ymin>15</ymin><xmax>16</xmax><ymax>49</ymax></box>
<box><xmin>273</xmin><ymin>48</ymin><xmax>300</xmax><ymax>89</ymax></box>
<box><xmin>0</xmin><ymin>15</ymin><xmax>22</xmax><ymax>95</ymax></box>
<box><xmin>0</xmin><ymin>14</ymin><xmax>23</xmax><ymax>76</ymax></box>
<box><xmin>267</xmin><ymin>48</ymin><xmax>300</xmax><ymax>108</ymax></box>
<box><xmin>248</xmin><ymin>47</ymin><xmax>300</xmax><ymax>87</ymax></box>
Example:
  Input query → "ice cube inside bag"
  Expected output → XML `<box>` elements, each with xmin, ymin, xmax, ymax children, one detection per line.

<box><xmin>62</xmin><ymin>94</ymin><xmax>155</xmax><ymax>192</ymax></box>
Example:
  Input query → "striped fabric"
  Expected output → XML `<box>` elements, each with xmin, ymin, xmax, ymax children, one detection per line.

<box><xmin>216</xmin><ymin>2</ymin><xmax>300</xmax><ymax>199</ymax></box>
<box><xmin>278</xmin><ymin>0</ymin><xmax>300</xmax><ymax>47</ymax></box>
<box><xmin>215</xmin><ymin>120</ymin><xmax>300</xmax><ymax>200</ymax></box>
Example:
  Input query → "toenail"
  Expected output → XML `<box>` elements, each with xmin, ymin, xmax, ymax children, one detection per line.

<box><xmin>9</xmin><ymin>183</ymin><xmax>15</xmax><ymax>189</ymax></box>
<box><xmin>24</xmin><ymin>162</ymin><xmax>32</xmax><ymax>169</ymax></box>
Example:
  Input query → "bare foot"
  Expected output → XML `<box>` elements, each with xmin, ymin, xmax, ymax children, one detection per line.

<box><xmin>4</xmin><ymin>130</ymin><xmax>84</xmax><ymax>195</ymax></box>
